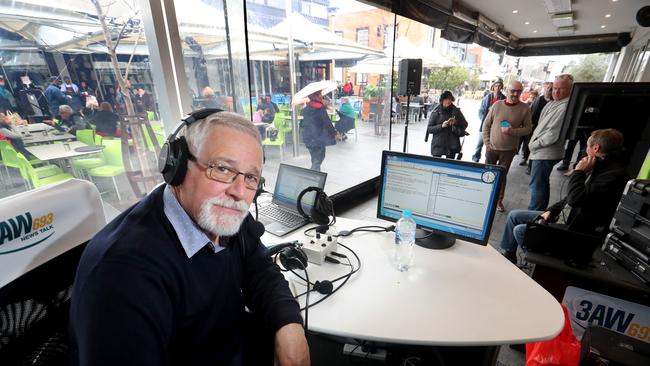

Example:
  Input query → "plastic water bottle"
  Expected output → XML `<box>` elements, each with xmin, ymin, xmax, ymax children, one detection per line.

<box><xmin>394</xmin><ymin>209</ymin><xmax>416</xmax><ymax>271</ymax></box>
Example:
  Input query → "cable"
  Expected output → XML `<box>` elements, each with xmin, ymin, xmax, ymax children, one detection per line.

<box><xmin>302</xmin><ymin>265</ymin><xmax>310</xmax><ymax>332</ymax></box>
<box><xmin>336</xmin><ymin>224</ymin><xmax>395</xmax><ymax>237</ymax></box>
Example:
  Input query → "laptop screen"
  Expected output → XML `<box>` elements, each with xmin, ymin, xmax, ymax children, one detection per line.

<box><xmin>272</xmin><ymin>164</ymin><xmax>327</xmax><ymax>212</ymax></box>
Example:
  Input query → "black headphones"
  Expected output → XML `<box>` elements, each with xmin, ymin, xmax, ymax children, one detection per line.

<box><xmin>267</xmin><ymin>241</ymin><xmax>308</xmax><ymax>271</ymax></box>
<box><xmin>296</xmin><ymin>187</ymin><xmax>333</xmax><ymax>226</ymax></box>
<box><xmin>267</xmin><ymin>241</ymin><xmax>334</xmax><ymax>295</ymax></box>
<box><xmin>158</xmin><ymin>108</ymin><xmax>223</xmax><ymax>186</ymax></box>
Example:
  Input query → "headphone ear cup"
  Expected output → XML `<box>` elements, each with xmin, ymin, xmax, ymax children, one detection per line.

<box><xmin>310</xmin><ymin>191</ymin><xmax>332</xmax><ymax>226</ymax></box>
<box><xmin>279</xmin><ymin>247</ymin><xmax>308</xmax><ymax>270</ymax></box>
<box><xmin>165</xmin><ymin>137</ymin><xmax>190</xmax><ymax>186</ymax></box>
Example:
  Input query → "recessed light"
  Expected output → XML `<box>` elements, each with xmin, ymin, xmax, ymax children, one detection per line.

<box><xmin>533</xmin><ymin>30</ymin><xmax>538</xmax><ymax>33</ymax></box>
<box><xmin>525</xmin><ymin>21</ymin><xmax>530</xmax><ymax>25</ymax></box>
<box><xmin>512</xmin><ymin>10</ymin><xmax>518</xmax><ymax>14</ymax></box>
<box><xmin>605</xmin><ymin>14</ymin><xmax>611</xmax><ymax>18</ymax></box>
<box><xmin>601</xmin><ymin>25</ymin><xmax>607</xmax><ymax>28</ymax></box>
<box><xmin>612</xmin><ymin>0</ymin><xmax>618</xmax><ymax>2</ymax></box>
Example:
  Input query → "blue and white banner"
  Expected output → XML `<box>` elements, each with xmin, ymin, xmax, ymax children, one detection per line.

<box><xmin>563</xmin><ymin>286</ymin><xmax>650</xmax><ymax>344</ymax></box>
<box><xmin>0</xmin><ymin>179</ymin><xmax>105</xmax><ymax>289</ymax></box>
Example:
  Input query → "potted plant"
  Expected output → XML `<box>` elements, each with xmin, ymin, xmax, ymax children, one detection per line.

<box><xmin>362</xmin><ymin>85</ymin><xmax>384</xmax><ymax>121</ymax></box>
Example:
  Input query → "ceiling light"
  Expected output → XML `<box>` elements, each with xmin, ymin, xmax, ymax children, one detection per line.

<box><xmin>512</xmin><ymin>10</ymin><xmax>518</xmax><ymax>14</ymax></box>
<box><xmin>525</xmin><ymin>21</ymin><xmax>530</xmax><ymax>25</ymax></box>
<box><xmin>544</xmin><ymin>0</ymin><xmax>572</xmax><ymax>14</ymax></box>
<box><xmin>601</xmin><ymin>25</ymin><xmax>607</xmax><ymax>29</ymax></box>
<box><xmin>557</xmin><ymin>26</ymin><xmax>575</xmax><ymax>36</ymax></box>
<box><xmin>551</xmin><ymin>12</ymin><xmax>574</xmax><ymax>27</ymax></box>
<box><xmin>533</xmin><ymin>30</ymin><xmax>538</xmax><ymax>33</ymax></box>
<box><xmin>612</xmin><ymin>0</ymin><xmax>618</xmax><ymax>2</ymax></box>
<box><xmin>605</xmin><ymin>14</ymin><xmax>611</xmax><ymax>18</ymax></box>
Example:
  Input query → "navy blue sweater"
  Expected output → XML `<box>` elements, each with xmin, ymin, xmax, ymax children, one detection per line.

<box><xmin>69</xmin><ymin>185</ymin><xmax>301</xmax><ymax>365</ymax></box>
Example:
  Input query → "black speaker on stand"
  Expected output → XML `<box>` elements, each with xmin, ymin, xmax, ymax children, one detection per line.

<box><xmin>398</xmin><ymin>59</ymin><xmax>422</xmax><ymax>152</ymax></box>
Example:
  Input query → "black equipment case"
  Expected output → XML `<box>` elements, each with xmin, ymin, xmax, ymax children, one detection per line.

<box><xmin>610</xmin><ymin>179</ymin><xmax>650</xmax><ymax>256</ymax></box>
<box><xmin>602</xmin><ymin>233</ymin><xmax>650</xmax><ymax>284</ymax></box>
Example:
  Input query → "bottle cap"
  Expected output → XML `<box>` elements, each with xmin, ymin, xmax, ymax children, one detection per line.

<box><xmin>402</xmin><ymin>209</ymin><xmax>412</xmax><ymax>217</ymax></box>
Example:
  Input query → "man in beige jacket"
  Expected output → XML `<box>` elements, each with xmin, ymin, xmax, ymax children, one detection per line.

<box><xmin>482</xmin><ymin>81</ymin><xmax>532</xmax><ymax>212</ymax></box>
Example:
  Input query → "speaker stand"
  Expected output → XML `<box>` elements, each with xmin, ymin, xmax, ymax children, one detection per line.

<box><xmin>402</xmin><ymin>96</ymin><xmax>410</xmax><ymax>152</ymax></box>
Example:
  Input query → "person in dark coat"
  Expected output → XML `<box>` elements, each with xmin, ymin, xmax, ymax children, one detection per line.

<box><xmin>45</xmin><ymin>76</ymin><xmax>67</xmax><ymax>118</ymax></box>
<box><xmin>93</xmin><ymin>102</ymin><xmax>121</xmax><ymax>137</ymax></box>
<box><xmin>301</xmin><ymin>91</ymin><xmax>336</xmax><ymax>171</ymax></box>
<box><xmin>499</xmin><ymin>128</ymin><xmax>628</xmax><ymax>263</ymax></box>
<box><xmin>425</xmin><ymin>91</ymin><xmax>468</xmax><ymax>159</ymax></box>
<box><xmin>335</xmin><ymin>97</ymin><xmax>355</xmax><ymax>140</ymax></box>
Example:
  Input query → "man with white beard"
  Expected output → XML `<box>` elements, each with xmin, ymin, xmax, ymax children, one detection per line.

<box><xmin>70</xmin><ymin>111</ymin><xmax>309</xmax><ymax>366</ymax></box>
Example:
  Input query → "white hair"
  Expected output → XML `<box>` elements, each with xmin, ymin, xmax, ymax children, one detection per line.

<box><xmin>177</xmin><ymin>111</ymin><xmax>261</xmax><ymax>158</ymax></box>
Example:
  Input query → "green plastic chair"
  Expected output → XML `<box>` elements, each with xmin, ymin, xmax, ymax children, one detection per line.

<box><xmin>262</xmin><ymin>118</ymin><xmax>286</xmax><ymax>159</ymax></box>
<box><xmin>0</xmin><ymin>140</ymin><xmax>45</xmax><ymax>167</ymax></box>
<box><xmin>94</xmin><ymin>134</ymin><xmax>103</xmax><ymax>145</ymax></box>
<box><xmin>15</xmin><ymin>153</ymin><xmax>72</xmax><ymax>189</ymax></box>
<box><xmin>76</xmin><ymin>129</ymin><xmax>95</xmax><ymax>145</ymax></box>
<box><xmin>87</xmin><ymin>139</ymin><xmax>126</xmax><ymax>201</ymax></box>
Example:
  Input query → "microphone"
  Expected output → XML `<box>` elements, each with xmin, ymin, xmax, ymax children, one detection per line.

<box><xmin>312</xmin><ymin>280</ymin><xmax>333</xmax><ymax>295</ymax></box>
<box><xmin>248</xmin><ymin>219</ymin><xmax>266</xmax><ymax>238</ymax></box>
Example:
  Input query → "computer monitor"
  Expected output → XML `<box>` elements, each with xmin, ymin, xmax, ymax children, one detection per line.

<box><xmin>377</xmin><ymin>151</ymin><xmax>505</xmax><ymax>249</ymax></box>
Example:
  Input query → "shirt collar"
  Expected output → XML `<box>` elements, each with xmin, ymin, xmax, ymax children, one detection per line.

<box><xmin>163</xmin><ymin>185</ymin><xmax>222</xmax><ymax>258</ymax></box>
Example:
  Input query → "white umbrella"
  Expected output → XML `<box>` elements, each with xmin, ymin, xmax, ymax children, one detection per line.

<box><xmin>291</xmin><ymin>80</ymin><xmax>338</xmax><ymax>106</ymax></box>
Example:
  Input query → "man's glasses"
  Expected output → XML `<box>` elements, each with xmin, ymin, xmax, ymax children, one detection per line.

<box><xmin>193</xmin><ymin>160</ymin><xmax>260</xmax><ymax>190</ymax></box>
<box><xmin>508</xmin><ymin>89</ymin><xmax>523</xmax><ymax>94</ymax></box>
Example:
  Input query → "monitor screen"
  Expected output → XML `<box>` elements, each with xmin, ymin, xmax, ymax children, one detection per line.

<box><xmin>377</xmin><ymin>151</ymin><xmax>504</xmax><ymax>247</ymax></box>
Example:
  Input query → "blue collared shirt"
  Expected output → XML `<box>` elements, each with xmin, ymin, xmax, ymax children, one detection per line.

<box><xmin>163</xmin><ymin>185</ymin><xmax>223</xmax><ymax>257</ymax></box>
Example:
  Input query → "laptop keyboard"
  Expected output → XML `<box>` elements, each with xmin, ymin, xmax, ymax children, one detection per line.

<box><xmin>259</xmin><ymin>205</ymin><xmax>305</xmax><ymax>227</ymax></box>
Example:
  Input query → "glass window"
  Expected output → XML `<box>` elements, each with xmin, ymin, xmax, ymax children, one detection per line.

<box><xmin>0</xmin><ymin>0</ymin><xmax>168</xmax><ymax>211</ymax></box>
<box><xmin>266</xmin><ymin>0</ymin><xmax>284</xmax><ymax>8</ymax></box>
<box><xmin>356</xmin><ymin>28</ymin><xmax>369</xmax><ymax>46</ymax></box>
<box><xmin>334</xmin><ymin>30</ymin><xmax>344</xmax><ymax>38</ymax></box>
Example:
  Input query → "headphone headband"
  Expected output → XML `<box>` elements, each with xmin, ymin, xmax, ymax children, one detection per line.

<box><xmin>297</xmin><ymin>186</ymin><xmax>333</xmax><ymax>226</ymax></box>
<box><xmin>159</xmin><ymin>108</ymin><xmax>223</xmax><ymax>186</ymax></box>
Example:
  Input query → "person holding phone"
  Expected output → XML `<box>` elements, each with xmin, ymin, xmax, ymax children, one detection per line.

<box><xmin>499</xmin><ymin>129</ymin><xmax>627</xmax><ymax>264</ymax></box>
<box><xmin>482</xmin><ymin>81</ymin><xmax>532</xmax><ymax>212</ymax></box>
<box><xmin>425</xmin><ymin>90</ymin><xmax>468</xmax><ymax>159</ymax></box>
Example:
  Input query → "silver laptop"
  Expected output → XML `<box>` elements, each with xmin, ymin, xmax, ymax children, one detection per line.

<box><xmin>257</xmin><ymin>164</ymin><xmax>327</xmax><ymax>236</ymax></box>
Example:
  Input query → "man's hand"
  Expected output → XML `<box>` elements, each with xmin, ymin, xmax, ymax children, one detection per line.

<box><xmin>540</xmin><ymin>211</ymin><xmax>552</xmax><ymax>222</ymax></box>
<box><xmin>501</xmin><ymin>126</ymin><xmax>512</xmax><ymax>135</ymax></box>
<box><xmin>274</xmin><ymin>323</ymin><xmax>310</xmax><ymax>366</ymax></box>
<box><xmin>574</xmin><ymin>156</ymin><xmax>596</xmax><ymax>173</ymax></box>
<box><xmin>442</xmin><ymin>120</ymin><xmax>449</xmax><ymax>128</ymax></box>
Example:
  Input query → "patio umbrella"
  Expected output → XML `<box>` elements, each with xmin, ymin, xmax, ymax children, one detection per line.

<box><xmin>291</xmin><ymin>80</ymin><xmax>338</xmax><ymax>106</ymax></box>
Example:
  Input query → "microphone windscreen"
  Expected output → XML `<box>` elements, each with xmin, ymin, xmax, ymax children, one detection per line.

<box><xmin>248</xmin><ymin>219</ymin><xmax>266</xmax><ymax>238</ymax></box>
<box><xmin>313</xmin><ymin>280</ymin><xmax>333</xmax><ymax>295</ymax></box>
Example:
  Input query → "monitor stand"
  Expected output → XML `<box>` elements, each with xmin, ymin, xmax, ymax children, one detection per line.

<box><xmin>415</xmin><ymin>228</ymin><xmax>456</xmax><ymax>250</ymax></box>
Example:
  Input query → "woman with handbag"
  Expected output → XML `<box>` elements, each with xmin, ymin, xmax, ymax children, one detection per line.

<box><xmin>425</xmin><ymin>91</ymin><xmax>468</xmax><ymax>159</ymax></box>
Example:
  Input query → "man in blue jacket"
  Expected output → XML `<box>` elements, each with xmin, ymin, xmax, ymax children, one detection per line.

<box><xmin>472</xmin><ymin>79</ymin><xmax>505</xmax><ymax>162</ymax></box>
<box><xmin>70</xmin><ymin>111</ymin><xmax>309</xmax><ymax>366</ymax></box>
<box><xmin>44</xmin><ymin>76</ymin><xmax>67</xmax><ymax>118</ymax></box>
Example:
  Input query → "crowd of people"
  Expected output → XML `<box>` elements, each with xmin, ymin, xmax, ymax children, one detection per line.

<box><xmin>417</xmin><ymin>75</ymin><xmax>628</xmax><ymax>267</ymax></box>
<box><xmin>0</xmin><ymin>73</ymin><xmax>157</xmax><ymax>134</ymax></box>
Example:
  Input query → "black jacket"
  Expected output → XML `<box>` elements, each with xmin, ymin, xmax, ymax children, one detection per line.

<box><xmin>70</xmin><ymin>185</ymin><xmax>301</xmax><ymax>366</ymax></box>
<box><xmin>547</xmin><ymin>153</ymin><xmax>628</xmax><ymax>235</ymax></box>
<box><xmin>426</xmin><ymin>104</ymin><xmax>468</xmax><ymax>156</ymax></box>
<box><xmin>301</xmin><ymin>101</ymin><xmax>336</xmax><ymax>148</ymax></box>
<box><xmin>92</xmin><ymin>110</ymin><xmax>120</xmax><ymax>135</ymax></box>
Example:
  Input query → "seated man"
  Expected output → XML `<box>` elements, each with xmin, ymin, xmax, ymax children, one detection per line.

<box><xmin>69</xmin><ymin>111</ymin><xmax>309</xmax><ymax>365</ymax></box>
<box><xmin>55</xmin><ymin>104</ymin><xmax>91</xmax><ymax>135</ymax></box>
<box><xmin>500</xmin><ymin>128</ymin><xmax>628</xmax><ymax>264</ymax></box>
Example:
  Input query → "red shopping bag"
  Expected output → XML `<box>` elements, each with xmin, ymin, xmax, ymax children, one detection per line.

<box><xmin>526</xmin><ymin>305</ymin><xmax>581</xmax><ymax>366</ymax></box>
